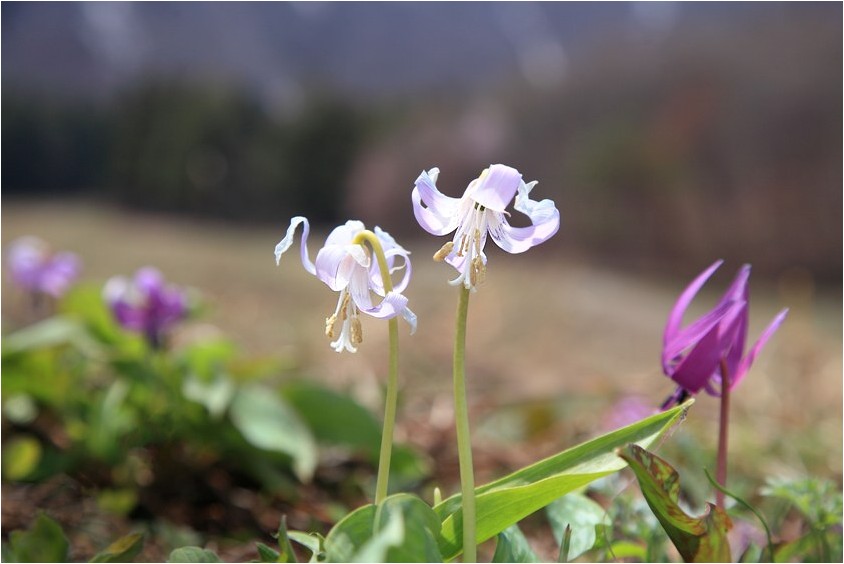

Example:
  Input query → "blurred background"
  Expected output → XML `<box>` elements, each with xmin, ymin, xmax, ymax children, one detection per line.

<box><xmin>2</xmin><ymin>2</ymin><xmax>841</xmax><ymax>560</ymax></box>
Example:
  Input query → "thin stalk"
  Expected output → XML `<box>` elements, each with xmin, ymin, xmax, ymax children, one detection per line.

<box><xmin>716</xmin><ymin>358</ymin><xmax>731</xmax><ymax>508</ymax></box>
<box><xmin>352</xmin><ymin>230</ymin><xmax>400</xmax><ymax>506</ymax></box>
<box><xmin>454</xmin><ymin>285</ymin><xmax>477</xmax><ymax>562</ymax></box>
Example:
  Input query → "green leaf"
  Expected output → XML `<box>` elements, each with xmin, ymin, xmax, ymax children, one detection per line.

<box><xmin>183</xmin><ymin>372</ymin><xmax>236</xmax><ymax>419</ymax></box>
<box><xmin>434</xmin><ymin>400</ymin><xmax>691</xmax><ymax>560</ymax></box>
<box><xmin>761</xmin><ymin>476</ymin><xmax>843</xmax><ymax>528</ymax></box>
<box><xmin>546</xmin><ymin>493</ymin><xmax>610</xmax><ymax>560</ymax></box>
<box><xmin>89</xmin><ymin>533</ymin><xmax>144</xmax><ymax>563</ymax></box>
<box><xmin>256</xmin><ymin>543</ymin><xmax>281</xmax><ymax>563</ymax></box>
<box><xmin>324</xmin><ymin>494</ymin><xmax>443</xmax><ymax>563</ymax></box>
<box><xmin>1</xmin><ymin>316</ymin><xmax>101</xmax><ymax>357</ymax></box>
<box><xmin>618</xmin><ymin>444</ymin><xmax>732</xmax><ymax>563</ymax></box>
<box><xmin>287</xmin><ymin>532</ymin><xmax>325</xmax><ymax>563</ymax></box>
<box><xmin>2</xmin><ymin>435</ymin><xmax>43</xmax><ymax>480</ymax></box>
<box><xmin>229</xmin><ymin>385</ymin><xmax>318</xmax><ymax>481</ymax></box>
<box><xmin>9</xmin><ymin>512</ymin><xmax>69</xmax><ymax>563</ymax></box>
<box><xmin>275</xmin><ymin>516</ymin><xmax>298</xmax><ymax>563</ymax></box>
<box><xmin>280</xmin><ymin>381</ymin><xmax>381</xmax><ymax>455</ymax></box>
<box><xmin>492</xmin><ymin>525</ymin><xmax>540</xmax><ymax>563</ymax></box>
<box><xmin>167</xmin><ymin>546</ymin><xmax>223</xmax><ymax>563</ymax></box>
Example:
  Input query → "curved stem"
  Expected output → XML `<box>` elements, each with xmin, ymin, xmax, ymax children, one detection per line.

<box><xmin>352</xmin><ymin>230</ymin><xmax>399</xmax><ymax>506</ymax></box>
<box><xmin>454</xmin><ymin>286</ymin><xmax>476</xmax><ymax>562</ymax></box>
<box><xmin>716</xmin><ymin>358</ymin><xmax>731</xmax><ymax>508</ymax></box>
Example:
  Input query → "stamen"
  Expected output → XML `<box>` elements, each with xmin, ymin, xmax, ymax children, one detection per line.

<box><xmin>325</xmin><ymin>314</ymin><xmax>337</xmax><ymax>338</ymax></box>
<box><xmin>433</xmin><ymin>241</ymin><xmax>454</xmax><ymax>262</ymax></box>
<box><xmin>350</xmin><ymin>317</ymin><xmax>363</xmax><ymax>345</ymax></box>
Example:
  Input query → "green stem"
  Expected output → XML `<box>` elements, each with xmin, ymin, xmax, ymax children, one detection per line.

<box><xmin>352</xmin><ymin>230</ymin><xmax>399</xmax><ymax>506</ymax></box>
<box><xmin>454</xmin><ymin>286</ymin><xmax>477</xmax><ymax>562</ymax></box>
<box><xmin>716</xmin><ymin>358</ymin><xmax>731</xmax><ymax>508</ymax></box>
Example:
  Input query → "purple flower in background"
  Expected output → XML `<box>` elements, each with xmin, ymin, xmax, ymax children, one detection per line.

<box><xmin>7</xmin><ymin>236</ymin><xmax>81</xmax><ymax>298</ymax></box>
<box><xmin>275</xmin><ymin>217</ymin><xmax>416</xmax><ymax>353</ymax></box>
<box><xmin>103</xmin><ymin>267</ymin><xmax>188</xmax><ymax>348</ymax></box>
<box><xmin>662</xmin><ymin>260</ymin><xmax>788</xmax><ymax>406</ymax></box>
<box><xmin>412</xmin><ymin>164</ymin><xmax>560</xmax><ymax>291</ymax></box>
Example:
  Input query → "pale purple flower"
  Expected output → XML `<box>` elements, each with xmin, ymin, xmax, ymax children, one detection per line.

<box><xmin>103</xmin><ymin>267</ymin><xmax>188</xmax><ymax>348</ymax></box>
<box><xmin>6</xmin><ymin>236</ymin><xmax>80</xmax><ymax>298</ymax></box>
<box><xmin>603</xmin><ymin>396</ymin><xmax>659</xmax><ymax>431</ymax></box>
<box><xmin>412</xmin><ymin>164</ymin><xmax>560</xmax><ymax>290</ymax></box>
<box><xmin>275</xmin><ymin>217</ymin><xmax>416</xmax><ymax>353</ymax></box>
<box><xmin>662</xmin><ymin>260</ymin><xmax>788</xmax><ymax>406</ymax></box>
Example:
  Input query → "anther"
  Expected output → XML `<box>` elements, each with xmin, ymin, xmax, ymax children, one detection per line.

<box><xmin>350</xmin><ymin>317</ymin><xmax>363</xmax><ymax>345</ymax></box>
<box><xmin>325</xmin><ymin>314</ymin><xmax>337</xmax><ymax>338</ymax></box>
<box><xmin>433</xmin><ymin>241</ymin><xmax>454</xmax><ymax>262</ymax></box>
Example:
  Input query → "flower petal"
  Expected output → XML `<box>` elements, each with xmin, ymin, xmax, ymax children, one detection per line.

<box><xmin>324</xmin><ymin>220</ymin><xmax>366</xmax><ymax>248</ymax></box>
<box><xmin>663</xmin><ymin>260</ymin><xmax>724</xmax><ymax>347</ymax></box>
<box><xmin>274</xmin><ymin>216</ymin><xmax>316</xmax><ymax>275</ymax></box>
<box><xmin>314</xmin><ymin>245</ymin><xmax>363</xmax><ymax>292</ymax></box>
<box><xmin>489</xmin><ymin>180</ymin><xmax>560</xmax><ymax>254</ymax></box>
<box><xmin>470</xmin><ymin>164</ymin><xmax>522</xmax><ymax>213</ymax></box>
<box><xmin>662</xmin><ymin>298</ymin><xmax>741</xmax><ymax>371</ymax></box>
<box><xmin>668</xmin><ymin>321</ymin><xmax>725</xmax><ymax>394</ymax></box>
<box><xmin>412</xmin><ymin>168</ymin><xmax>461</xmax><ymax>236</ymax></box>
<box><xmin>731</xmin><ymin>308</ymin><xmax>789</xmax><ymax>388</ymax></box>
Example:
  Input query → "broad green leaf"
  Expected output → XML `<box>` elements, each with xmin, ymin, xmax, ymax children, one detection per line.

<box><xmin>167</xmin><ymin>546</ymin><xmax>223</xmax><ymax>563</ymax></box>
<box><xmin>229</xmin><ymin>385</ymin><xmax>317</xmax><ymax>481</ymax></box>
<box><xmin>618</xmin><ymin>444</ymin><xmax>731</xmax><ymax>563</ymax></box>
<box><xmin>1</xmin><ymin>317</ymin><xmax>86</xmax><ymax>355</ymax></box>
<box><xmin>325</xmin><ymin>494</ymin><xmax>443</xmax><ymax>563</ymax></box>
<box><xmin>89</xmin><ymin>533</ymin><xmax>144</xmax><ymax>563</ymax></box>
<box><xmin>280</xmin><ymin>381</ymin><xmax>381</xmax><ymax>454</ymax></box>
<box><xmin>434</xmin><ymin>400</ymin><xmax>690</xmax><ymax>559</ymax></box>
<box><xmin>492</xmin><ymin>525</ymin><xmax>540</xmax><ymax>563</ymax></box>
<box><xmin>9</xmin><ymin>512</ymin><xmax>69</xmax><ymax>563</ymax></box>
<box><xmin>2</xmin><ymin>435</ymin><xmax>42</xmax><ymax>480</ymax></box>
<box><xmin>287</xmin><ymin>532</ymin><xmax>325</xmax><ymax>563</ymax></box>
<box><xmin>183</xmin><ymin>372</ymin><xmax>236</xmax><ymax>419</ymax></box>
<box><xmin>546</xmin><ymin>493</ymin><xmax>610</xmax><ymax>560</ymax></box>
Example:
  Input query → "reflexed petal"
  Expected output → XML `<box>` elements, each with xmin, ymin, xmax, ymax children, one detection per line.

<box><xmin>274</xmin><ymin>216</ymin><xmax>316</xmax><ymax>275</ymax></box>
<box><xmin>412</xmin><ymin>168</ymin><xmax>461</xmax><ymax>235</ymax></box>
<box><xmin>402</xmin><ymin>307</ymin><xmax>418</xmax><ymax>335</ymax></box>
<box><xmin>489</xmin><ymin>180</ymin><xmax>560</xmax><ymax>254</ymax></box>
<box><xmin>663</xmin><ymin>260</ymin><xmax>724</xmax><ymax>346</ymax></box>
<box><xmin>731</xmin><ymin>308</ymin><xmax>789</xmax><ymax>388</ymax></box>
<box><xmin>470</xmin><ymin>164</ymin><xmax>522</xmax><ymax>212</ymax></box>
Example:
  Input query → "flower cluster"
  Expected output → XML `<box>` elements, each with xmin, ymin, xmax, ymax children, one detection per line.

<box><xmin>662</xmin><ymin>260</ymin><xmax>788</xmax><ymax>405</ymax></box>
<box><xmin>103</xmin><ymin>267</ymin><xmax>188</xmax><ymax>348</ymax></box>
<box><xmin>275</xmin><ymin>217</ymin><xmax>416</xmax><ymax>353</ymax></box>
<box><xmin>412</xmin><ymin>164</ymin><xmax>560</xmax><ymax>290</ymax></box>
<box><xmin>7</xmin><ymin>236</ymin><xmax>81</xmax><ymax>298</ymax></box>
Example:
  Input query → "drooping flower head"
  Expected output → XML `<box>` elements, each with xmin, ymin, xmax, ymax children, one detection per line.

<box><xmin>412</xmin><ymin>164</ymin><xmax>560</xmax><ymax>290</ymax></box>
<box><xmin>6</xmin><ymin>236</ymin><xmax>81</xmax><ymax>298</ymax></box>
<box><xmin>661</xmin><ymin>260</ymin><xmax>788</xmax><ymax>407</ymax></box>
<box><xmin>103</xmin><ymin>267</ymin><xmax>188</xmax><ymax>348</ymax></box>
<box><xmin>275</xmin><ymin>217</ymin><xmax>416</xmax><ymax>353</ymax></box>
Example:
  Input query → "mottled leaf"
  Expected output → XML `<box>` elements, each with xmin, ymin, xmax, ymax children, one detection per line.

<box><xmin>618</xmin><ymin>444</ymin><xmax>732</xmax><ymax>563</ymax></box>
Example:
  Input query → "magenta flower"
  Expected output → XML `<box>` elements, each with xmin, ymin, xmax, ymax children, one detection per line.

<box><xmin>275</xmin><ymin>217</ymin><xmax>416</xmax><ymax>353</ymax></box>
<box><xmin>7</xmin><ymin>236</ymin><xmax>81</xmax><ymax>298</ymax></box>
<box><xmin>662</xmin><ymin>260</ymin><xmax>788</xmax><ymax>405</ymax></box>
<box><xmin>103</xmin><ymin>267</ymin><xmax>188</xmax><ymax>348</ymax></box>
<box><xmin>412</xmin><ymin>164</ymin><xmax>560</xmax><ymax>290</ymax></box>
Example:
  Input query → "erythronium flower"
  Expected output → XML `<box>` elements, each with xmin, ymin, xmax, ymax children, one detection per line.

<box><xmin>412</xmin><ymin>164</ymin><xmax>560</xmax><ymax>290</ymax></box>
<box><xmin>7</xmin><ymin>236</ymin><xmax>81</xmax><ymax>298</ymax></box>
<box><xmin>103</xmin><ymin>267</ymin><xmax>188</xmax><ymax>348</ymax></box>
<box><xmin>662</xmin><ymin>259</ymin><xmax>788</xmax><ymax>405</ymax></box>
<box><xmin>274</xmin><ymin>217</ymin><xmax>416</xmax><ymax>353</ymax></box>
